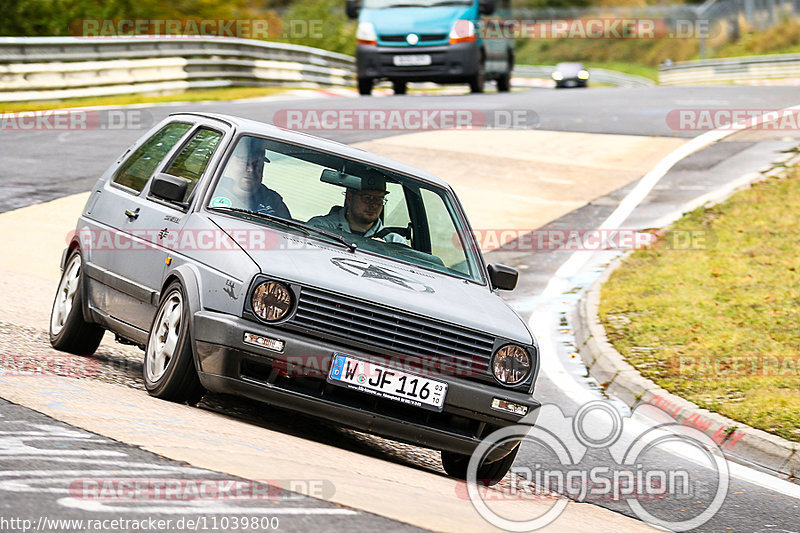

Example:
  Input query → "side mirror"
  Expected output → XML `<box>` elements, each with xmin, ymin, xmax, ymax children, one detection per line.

<box><xmin>346</xmin><ymin>0</ymin><xmax>360</xmax><ymax>19</ymax></box>
<box><xmin>488</xmin><ymin>263</ymin><xmax>518</xmax><ymax>291</ymax></box>
<box><xmin>150</xmin><ymin>173</ymin><xmax>189</xmax><ymax>204</ymax></box>
<box><xmin>479</xmin><ymin>0</ymin><xmax>495</xmax><ymax>15</ymax></box>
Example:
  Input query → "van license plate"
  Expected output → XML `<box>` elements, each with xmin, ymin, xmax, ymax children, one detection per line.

<box><xmin>328</xmin><ymin>353</ymin><xmax>447</xmax><ymax>411</ymax></box>
<box><xmin>393</xmin><ymin>54</ymin><xmax>431</xmax><ymax>66</ymax></box>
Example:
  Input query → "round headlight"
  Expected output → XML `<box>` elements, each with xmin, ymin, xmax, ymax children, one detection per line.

<box><xmin>491</xmin><ymin>345</ymin><xmax>531</xmax><ymax>385</ymax></box>
<box><xmin>251</xmin><ymin>281</ymin><xmax>292</xmax><ymax>322</ymax></box>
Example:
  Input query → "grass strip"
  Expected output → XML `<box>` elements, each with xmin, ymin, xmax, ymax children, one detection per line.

<box><xmin>599</xmin><ymin>163</ymin><xmax>800</xmax><ymax>442</ymax></box>
<box><xmin>0</xmin><ymin>86</ymin><xmax>298</xmax><ymax>114</ymax></box>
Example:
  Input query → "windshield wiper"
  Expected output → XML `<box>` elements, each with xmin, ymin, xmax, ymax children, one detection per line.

<box><xmin>209</xmin><ymin>206</ymin><xmax>358</xmax><ymax>253</ymax></box>
<box><xmin>385</xmin><ymin>3</ymin><xmax>428</xmax><ymax>7</ymax></box>
<box><xmin>429</xmin><ymin>0</ymin><xmax>472</xmax><ymax>5</ymax></box>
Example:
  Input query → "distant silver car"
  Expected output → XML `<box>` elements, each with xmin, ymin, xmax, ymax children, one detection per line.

<box><xmin>552</xmin><ymin>62</ymin><xmax>590</xmax><ymax>88</ymax></box>
<box><xmin>49</xmin><ymin>112</ymin><xmax>540</xmax><ymax>483</ymax></box>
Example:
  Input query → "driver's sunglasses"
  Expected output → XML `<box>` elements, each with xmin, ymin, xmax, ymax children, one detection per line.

<box><xmin>355</xmin><ymin>193</ymin><xmax>388</xmax><ymax>206</ymax></box>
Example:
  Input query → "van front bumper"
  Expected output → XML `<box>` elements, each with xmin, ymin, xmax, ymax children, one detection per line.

<box><xmin>356</xmin><ymin>42</ymin><xmax>481</xmax><ymax>82</ymax></box>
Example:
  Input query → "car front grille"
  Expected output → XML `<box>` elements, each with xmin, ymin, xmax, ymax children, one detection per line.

<box><xmin>287</xmin><ymin>286</ymin><xmax>495</xmax><ymax>376</ymax></box>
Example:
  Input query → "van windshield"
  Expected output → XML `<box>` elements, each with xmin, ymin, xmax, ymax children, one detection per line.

<box><xmin>207</xmin><ymin>135</ymin><xmax>484</xmax><ymax>283</ymax></box>
<box><xmin>364</xmin><ymin>0</ymin><xmax>473</xmax><ymax>8</ymax></box>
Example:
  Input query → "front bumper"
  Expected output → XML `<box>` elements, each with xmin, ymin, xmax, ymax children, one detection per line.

<box><xmin>356</xmin><ymin>42</ymin><xmax>481</xmax><ymax>83</ymax></box>
<box><xmin>193</xmin><ymin>310</ymin><xmax>540</xmax><ymax>461</ymax></box>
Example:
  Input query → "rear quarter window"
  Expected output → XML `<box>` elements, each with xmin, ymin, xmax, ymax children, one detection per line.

<box><xmin>113</xmin><ymin>122</ymin><xmax>192</xmax><ymax>192</ymax></box>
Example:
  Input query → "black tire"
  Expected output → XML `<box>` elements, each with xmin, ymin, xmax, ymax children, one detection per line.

<box><xmin>358</xmin><ymin>77</ymin><xmax>373</xmax><ymax>96</ymax></box>
<box><xmin>144</xmin><ymin>281</ymin><xmax>205</xmax><ymax>405</ymax></box>
<box><xmin>392</xmin><ymin>80</ymin><xmax>407</xmax><ymax>95</ymax></box>
<box><xmin>49</xmin><ymin>251</ymin><xmax>104</xmax><ymax>356</ymax></box>
<box><xmin>441</xmin><ymin>444</ymin><xmax>519</xmax><ymax>486</ymax></box>
<box><xmin>469</xmin><ymin>59</ymin><xmax>485</xmax><ymax>93</ymax></box>
<box><xmin>496</xmin><ymin>71</ymin><xmax>511</xmax><ymax>92</ymax></box>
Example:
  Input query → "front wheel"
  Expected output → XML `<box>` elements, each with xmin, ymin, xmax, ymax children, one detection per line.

<box><xmin>469</xmin><ymin>60</ymin><xmax>485</xmax><ymax>94</ymax></box>
<box><xmin>358</xmin><ymin>77</ymin><xmax>373</xmax><ymax>96</ymax></box>
<box><xmin>144</xmin><ymin>281</ymin><xmax>205</xmax><ymax>405</ymax></box>
<box><xmin>49</xmin><ymin>251</ymin><xmax>104</xmax><ymax>356</ymax></box>
<box><xmin>441</xmin><ymin>444</ymin><xmax>519</xmax><ymax>486</ymax></box>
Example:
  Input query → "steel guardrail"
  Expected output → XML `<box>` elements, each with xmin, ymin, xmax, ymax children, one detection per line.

<box><xmin>659</xmin><ymin>53</ymin><xmax>800</xmax><ymax>85</ymax></box>
<box><xmin>0</xmin><ymin>36</ymin><xmax>354</xmax><ymax>102</ymax></box>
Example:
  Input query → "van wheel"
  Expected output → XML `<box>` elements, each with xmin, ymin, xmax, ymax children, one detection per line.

<box><xmin>144</xmin><ymin>281</ymin><xmax>205</xmax><ymax>405</ymax></box>
<box><xmin>49</xmin><ymin>251</ymin><xmax>104</xmax><ymax>356</ymax></box>
<box><xmin>358</xmin><ymin>77</ymin><xmax>373</xmax><ymax>96</ymax></box>
<box><xmin>497</xmin><ymin>71</ymin><xmax>511</xmax><ymax>92</ymax></box>
<box><xmin>469</xmin><ymin>60</ymin><xmax>485</xmax><ymax>93</ymax></box>
<box><xmin>441</xmin><ymin>444</ymin><xmax>519</xmax><ymax>486</ymax></box>
<box><xmin>392</xmin><ymin>80</ymin><xmax>407</xmax><ymax>95</ymax></box>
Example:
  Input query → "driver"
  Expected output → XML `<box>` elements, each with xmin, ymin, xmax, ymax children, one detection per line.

<box><xmin>307</xmin><ymin>169</ymin><xmax>405</xmax><ymax>243</ymax></box>
<box><xmin>210</xmin><ymin>136</ymin><xmax>291</xmax><ymax>219</ymax></box>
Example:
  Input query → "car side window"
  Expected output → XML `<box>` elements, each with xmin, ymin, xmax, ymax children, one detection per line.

<box><xmin>113</xmin><ymin>122</ymin><xmax>192</xmax><ymax>193</ymax></box>
<box><xmin>161</xmin><ymin>128</ymin><xmax>223</xmax><ymax>202</ymax></box>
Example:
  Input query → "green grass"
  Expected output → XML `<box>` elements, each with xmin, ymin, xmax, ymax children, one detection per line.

<box><xmin>584</xmin><ymin>61</ymin><xmax>659</xmax><ymax>80</ymax></box>
<box><xmin>599</xmin><ymin>166</ymin><xmax>800</xmax><ymax>442</ymax></box>
<box><xmin>0</xmin><ymin>86</ymin><xmax>294</xmax><ymax>113</ymax></box>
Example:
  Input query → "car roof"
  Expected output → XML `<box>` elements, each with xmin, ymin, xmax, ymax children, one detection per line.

<box><xmin>169</xmin><ymin>112</ymin><xmax>452</xmax><ymax>190</ymax></box>
<box><xmin>556</xmin><ymin>62</ymin><xmax>584</xmax><ymax>69</ymax></box>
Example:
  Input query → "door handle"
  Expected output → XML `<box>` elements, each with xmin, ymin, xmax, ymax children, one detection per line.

<box><xmin>124</xmin><ymin>208</ymin><xmax>140</xmax><ymax>220</ymax></box>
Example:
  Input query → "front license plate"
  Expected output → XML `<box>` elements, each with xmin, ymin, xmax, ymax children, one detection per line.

<box><xmin>327</xmin><ymin>353</ymin><xmax>447</xmax><ymax>411</ymax></box>
<box><xmin>393</xmin><ymin>54</ymin><xmax>431</xmax><ymax>66</ymax></box>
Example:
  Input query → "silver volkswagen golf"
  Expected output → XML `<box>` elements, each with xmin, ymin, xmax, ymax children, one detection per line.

<box><xmin>49</xmin><ymin>112</ymin><xmax>540</xmax><ymax>483</ymax></box>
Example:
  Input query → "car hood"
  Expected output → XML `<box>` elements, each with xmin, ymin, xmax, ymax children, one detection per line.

<box><xmin>363</xmin><ymin>6</ymin><xmax>473</xmax><ymax>36</ymax></box>
<box><xmin>209</xmin><ymin>214</ymin><xmax>532</xmax><ymax>344</ymax></box>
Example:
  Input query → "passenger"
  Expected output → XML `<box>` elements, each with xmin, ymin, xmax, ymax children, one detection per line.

<box><xmin>307</xmin><ymin>170</ymin><xmax>405</xmax><ymax>243</ymax></box>
<box><xmin>210</xmin><ymin>136</ymin><xmax>291</xmax><ymax>219</ymax></box>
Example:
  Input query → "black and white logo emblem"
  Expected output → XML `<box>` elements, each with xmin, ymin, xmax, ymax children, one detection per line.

<box><xmin>331</xmin><ymin>257</ymin><xmax>434</xmax><ymax>293</ymax></box>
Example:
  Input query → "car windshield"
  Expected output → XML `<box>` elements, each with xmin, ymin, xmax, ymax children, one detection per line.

<box><xmin>207</xmin><ymin>135</ymin><xmax>483</xmax><ymax>282</ymax></box>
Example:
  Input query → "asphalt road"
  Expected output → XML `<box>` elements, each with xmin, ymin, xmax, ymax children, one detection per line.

<box><xmin>0</xmin><ymin>397</ymin><xmax>431</xmax><ymax>533</ymax></box>
<box><xmin>2</xmin><ymin>85</ymin><xmax>800</xmax><ymax>213</ymax></box>
<box><xmin>2</xmin><ymin>85</ymin><xmax>800</xmax><ymax>532</ymax></box>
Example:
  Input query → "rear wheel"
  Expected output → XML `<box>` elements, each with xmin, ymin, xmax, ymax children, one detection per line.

<box><xmin>144</xmin><ymin>281</ymin><xmax>205</xmax><ymax>405</ymax></box>
<box><xmin>392</xmin><ymin>80</ymin><xmax>407</xmax><ymax>95</ymax></box>
<box><xmin>358</xmin><ymin>77</ymin><xmax>373</xmax><ymax>96</ymax></box>
<box><xmin>496</xmin><ymin>72</ymin><xmax>511</xmax><ymax>92</ymax></box>
<box><xmin>441</xmin><ymin>444</ymin><xmax>519</xmax><ymax>486</ymax></box>
<box><xmin>49</xmin><ymin>251</ymin><xmax>104</xmax><ymax>356</ymax></box>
